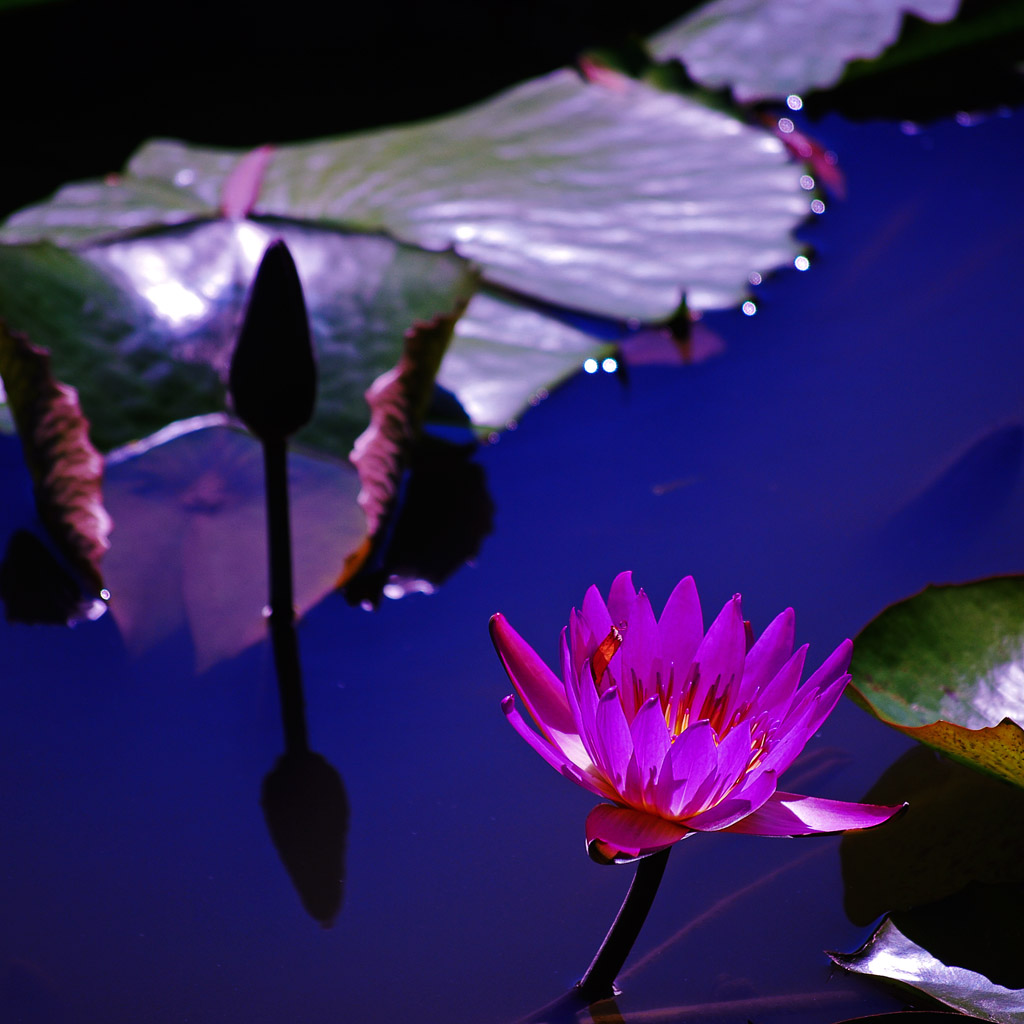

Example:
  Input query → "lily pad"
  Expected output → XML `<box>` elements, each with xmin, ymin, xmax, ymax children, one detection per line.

<box><xmin>831</xmin><ymin>917</ymin><xmax>1024</xmax><ymax>1024</ymax></box>
<box><xmin>3</xmin><ymin>69</ymin><xmax>810</xmax><ymax>322</ymax></box>
<box><xmin>0</xmin><ymin>223</ymin><xmax>476</xmax><ymax>455</ymax></box>
<box><xmin>850</xmin><ymin>577</ymin><xmax>1024</xmax><ymax>788</ymax></box>
<box><xmin>0</xmin><ymin>68</ymin><xmax>813</xmax><ymax>444</ymax></box>
<box><xmin>648</xmin><ymin>0</ymin><xmax>961</xmax><ymax>102</ymax></box>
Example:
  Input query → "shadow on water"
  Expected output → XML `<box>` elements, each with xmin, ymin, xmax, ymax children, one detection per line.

<box><xmin>842</xmin><ymin>746</ymin><xmax>1024</xmax><ymax>990</ymax></box>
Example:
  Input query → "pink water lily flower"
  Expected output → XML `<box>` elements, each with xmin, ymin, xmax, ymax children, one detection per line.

<box><xmin>491</xmin><ymin>573</ymin><xmax>903</xmax><ymax>864</ymax></box>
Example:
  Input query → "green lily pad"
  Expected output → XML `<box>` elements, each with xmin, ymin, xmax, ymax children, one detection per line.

<box><xmin>442</xmin><ymin>291</ymin><xmax>615</xmax><ymax>435</ymax></box>
<box><xmin>0</xmin><ymin>224</ymin><xmax>475</xmax><ymax>455</ymax></box>
<box><xmin>3</xmin><ymin>69</ymin><xmax>810</xmax><ymax>321</ymax></box>
<box><xmin>1</xmin><ymin>67</ymin><xmax>813</xmax><ymax>445</ymax></box>
<box><xmin>648</xmin><ymin>0</ymin><xmax>960</xmax><ymax>103</ymax></box>
<box><xmin>831</xmin><ymin>917</ymin><xmax>1024</xmax><ymax>1024</ymax></box>
<box><xmin>850</xmin><ymin>577</ymin><xmax>1024</xmax><ymax>788</ymax></box>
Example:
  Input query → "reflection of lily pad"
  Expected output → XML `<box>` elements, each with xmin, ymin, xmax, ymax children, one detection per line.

<box><xmin>850</xmin><ymin>577</ymin><xmax>1024</xmax><ymax>788</ymax></box>
<box><xmin>841</xmin><ymin>747</ymin><xmax>1024</xmax><ymax>991</ymax></box>
<box><xmin>649</xmin><ymin>0</ymin><xmax>960</xmax><ymax>102</ymax></box>
<box><xmin>102</xmin><ymin>417</ymin><xmax>367</xmax><ymax>671</ymax></box>
<box><xmin>831</xmin><ymin>917</ymin><xmax>1024</xmax><ymax>1024</ymax></box>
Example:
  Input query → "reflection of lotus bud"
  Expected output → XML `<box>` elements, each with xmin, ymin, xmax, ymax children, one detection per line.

<box><xmin>229</xmin><ymin>240</ymin><xmax>317</xmax><ymax>441</ymax></box>
<box><xmin>261</xmin><ymin>750</ymin><xmax>349</xmax><ymax>927</ymax></box>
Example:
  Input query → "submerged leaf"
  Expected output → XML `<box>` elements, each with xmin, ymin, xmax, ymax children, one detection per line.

<box><xmin>851</xmin><ymin>577</ymin><xmax>1024</xmax><ymax>788</ymax></box>
<box><xmin>0</xmin><ymin>321</ymin><xmax>110</xmax><ymax>596</ymax></box>
<box><xmin>831</xmin><ymin>917</ymin><xmax>1024</xmax><ymax>1024</ymax></box>
<box><xmin>649</xmin><ymin>0</ymin><xmax>961</xmax><ymax>102</ymax></box>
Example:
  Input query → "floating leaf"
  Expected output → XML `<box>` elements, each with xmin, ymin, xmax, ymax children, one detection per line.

<box><xmin>0</xmin><ymin>320</ymin><xmax>110</xmax><ymax>597</ymax></box>
<box><xmin>805</xmin><ymin>2</ymin><xmax>1024</xmax><ymax>121</ymax></box>
<box><xmin>831</xmin><ymin>917</ymin><xmax>1024</xmax><ymax>1024</ymax></box>
<box><xmin>648</xmin><ymin>0</ymin><xmax>961</xmax><ymax>102</ymax></box>
<box><xmin>0</xmin><ymin>224</ymin><xmax>476</xmax><ymax>455</ymax></box>
<box><xmin>442</xmin><ymin>290</ymin><xmax>613</xmax><ymax>435</ymax></box>
<box><xmin>4</xmin><ymin>69</ymin><xmax>810</xmax><ymax>322</ymax></box>
<box><xmin>850</xmin><ymin>577</ymin><xmax>1024</xmax><ymax>788</ymax></box>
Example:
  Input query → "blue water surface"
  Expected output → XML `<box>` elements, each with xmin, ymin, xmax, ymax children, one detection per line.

<box><xmin>1</xmin><ymin>107</ymin><xmax>1023</xmax><ymax>1024</ymax></box>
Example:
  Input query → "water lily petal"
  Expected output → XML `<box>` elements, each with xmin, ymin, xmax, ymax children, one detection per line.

<box><xmin>570</xmin><ymin>606</ymin><xmax>603</xmax><ymax>689</ymax></box>
<box><xmin>764</xmin><ymin>670</ymin><xmax>849</xmax><ymax>775</ymax></box>
<box><xmin>585</xmin><ymin>803</ymin><xmax>691</xmax><ymax>864</ymax></box>
<box><xmin>619</xmin><ymin>589</ymin><xmax>663</xmax><ymax>715</ymax></box>
<box><xmin>594</xmin><ymin>687</ymin><xmax>633</xmax><ymax>788</ymax></box>
<box><xmin>490</xmin><ymin>613</ymin><xmax>588</xmax><ymax>765</ymax></box>
<box><xmin>685</xmin><ymin>767</ymin><xmax>778</xmax><ymax>832</ymax></box>
<box><xmin>502</xmin><ymin>696</ymin><xmax>613</xmax><ymax>800</ymax></box>
<box><xmin>721</xmin><ymin>791</ymin><xmax>905</xmax><ymax>836</ymax></box>
<box><xmin>803</xmin><ymin>637</ymin><xmax>853</xmax><ymax>695</ymax></box>
<box><xmin>606</xmin><ymin>570</ymin><xmax>637</xmax><ymax>628</ymax></box>
<box><xmin>629</xmin><ymin>695</ymin><xmax>671</xmax><ymax>798</ymax></box>
<box><xmin>739</xmin><ymin>607</ymin><xmax>795</xmax><ymax>705</ymax></box>
<box><xmin>659</xmin><ymin>719</ymin><xmax>719</xmax><ymax>817</ymax></box>
<box><xmin>581</xmin><ymin>583</ymin><xmax>614</xmax><ymax>638</ymax></box>
<box><xmin>658</xmin><ymin>574</ymin><xmax>703</xmax><ymax>676</ymax></box>
<box><xmin>752</xmin><ymin>643</ymin><xmax>808</xmax><ymax>723</ymax></box>
<box><xmin>689</xmin><ymin>594</ymin><xmax>746</xmax><ymax>725</ymax></box>
<box><xmin>708</xmin><ymin>719</ymin><xmax>755</xmax><ymax>798</ymax></box>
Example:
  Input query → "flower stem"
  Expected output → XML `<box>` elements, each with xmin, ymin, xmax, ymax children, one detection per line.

<box><xmin>576</xmin><ymin>847</ymin><xmax>671</xmax><ymax>1003</ymax></box>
